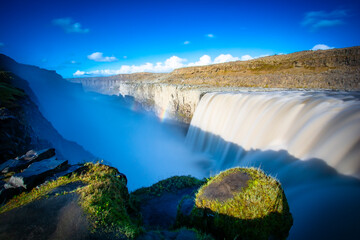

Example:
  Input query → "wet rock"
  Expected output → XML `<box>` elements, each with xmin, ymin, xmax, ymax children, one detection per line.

<box><xmin>0</xmin><ymin>148</ymin><xmax>55</xmax><ymax>174</ymax></box>
<box><xmin>6</xmin><ymin>157</ymin><xmax>68</xmax><ymax>189</ymax></box>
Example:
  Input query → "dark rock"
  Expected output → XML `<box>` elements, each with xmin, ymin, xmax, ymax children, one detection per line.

<box><xmin>0</xmin><ymin>159</ymin><xmax>26</xmax><ymax>174</ymax></box>
<box><xmin>0</xmin><ymin>148</ymin><xmax>55</xmax><ymax>174</ymax></box>
<box><xmin>0</xmin><ymin>186</ymin><xmax>22</xmax><ymax>205</ymax></box>
<box><xmin>19</xmin><ymin>148</ymin><xmax>55</xmax><ymax>162</ymax></box>
<box><xmin>116</xmin><ymin>172</ymin><xmax>127</xmax><ymax>185</ymax></box>
<box><xmin>136</xmin><ymin>229</ymin><xmax>198</xmax><ymax>240</ymax></box>
<box><xmin>139</xmin><ymin>187</ymin><xmax>198</xmax><ymax>230</ymax></box>
<box><xmin>0</xmin><ymin>111</ymin><xmax>30</xmax><ymax>163</ymax></box>
<box><xmin>44</xmin><ymin>164</ymin><xmax>84</xmax><ymax>182</ymax></box>
<box><xmin>0</xmin><ymin>186</ymin><xmax>90</xmax><ymax>240</ymax></box>
<box><xmin>136</xmin><ymin>231</ymin><xmax>164</xmax><ymax>240</ymax></box>
<box><xmin>6</xmin><ymin>157</ymin><xmax>68</xmax><ymax>189</ymax></box>
<box><xmin>178</xmin><ymin>197</ymin><xmax>195</xmax><ymax>218</ymax></box>
<box><xmin>174</xmin><ymin>229</ymin><xmax>197</xmax><ymax>240</ymax></box>
<box><xmin>200</xmin><ymin>171</ymin><xmax>250</xmax><ymax>202</ymax></box>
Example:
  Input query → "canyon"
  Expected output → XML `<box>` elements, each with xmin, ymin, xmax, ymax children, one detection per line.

<box><xmin>70</xmin><ymin>46</ymin><xmax>360</xmax><ymax>123</ymax></box>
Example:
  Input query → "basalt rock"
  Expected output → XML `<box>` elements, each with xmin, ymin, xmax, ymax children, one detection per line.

<box><xmin>0</xmin><ymin>148</ymin><xmax>55</xmax><ymax>174</ymax></box>
<box><xmin>6</xmin><ymin>157</ymin><xmax>68</xmax><ymax>189</ymax></box>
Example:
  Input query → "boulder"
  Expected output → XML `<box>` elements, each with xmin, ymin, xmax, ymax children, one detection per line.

<box><xmin>6</xmin><ymin>157</ymin><xmax>68</xmax><ymax>189</ymax></box>
<box><xmin>0</xmin><ymin>182</ymin><xmax>91</xmax><ymax>240</ymax></box>
<box><xmin>183</xmin><ymin>168</ymin><xmax>293</xmax><ymax>240</ymax></box>
<box><xmin>0</xmin><ymin>148</ymin><xmax>55</xmax><ymax>174</ymax></box>
<box><xmin>131</xmin><ymin>176</ymin><xmax>203</xmax><ymax>230</ymax></box>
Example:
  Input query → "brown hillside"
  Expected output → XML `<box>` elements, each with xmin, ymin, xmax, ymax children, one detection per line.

<box><xmin>72</xmin><ymin>47</ymin><xmax>360</xmax><ymax>90</ymax></box>
<box><xmin>165</xmin><ymin>46</ymin><xmax>360</xmax><ymax>89</ymax></box>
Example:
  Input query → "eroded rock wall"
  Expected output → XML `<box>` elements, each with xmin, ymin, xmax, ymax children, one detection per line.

<box><xmin>78</xmin><ymin>78</ymin><xmax>204</xmax><ymax>123</ymax></box>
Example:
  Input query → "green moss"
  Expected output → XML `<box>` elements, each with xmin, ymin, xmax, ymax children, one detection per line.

<box><xmin>0</xmin><ymin>72</ymin><xmax>26</xmax><ymax>108</ymax></box>
<box><xmin>132</xmin><ymin>175</ymin><xmax>204</xmax><ymax>198</ymax></box>
<box><xmin>186</xmin><ymin>167</ymin><xmax>293</xmax><ymax>240</ymax></box>
<box><xmin>0</xmin><ymin>162</ymin><xmax>143</xmax><ymax>239</ymax></box>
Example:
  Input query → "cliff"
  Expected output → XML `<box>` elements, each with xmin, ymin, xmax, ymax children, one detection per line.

<box><xmin>71</xmin><ymin>46</ymin><xmax>360</xmax><ymax>123</ymax></box>
<box><xmin>0</xmin><ymin>55</ymin><xmax>94</xmax><ymax>163</ymax></box>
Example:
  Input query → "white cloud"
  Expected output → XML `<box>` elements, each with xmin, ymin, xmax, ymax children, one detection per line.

<box><xmin>184</xmin><ymin>41</ymin><xmax>190</xmax><ymax>45</ymax></box>
<box><xmin>73</xmin><ymin>53</ymin><xmax>262</xmax><ymax>77</ymax></box>
<box><xmin>240</xmin><ymin>55</ymin><xmax>253</xmax><ymax>61</ymax></box>
<box><xmin>214</xmin><ymin>54</ymin><xmax>240</xmax><ymax>64</ymax></box>
<box><xmin>88</xmin><ymin>52</ymin><xmax>118</xmax><ymax>62</ymax></box>
<box><xmin>302</xmin><ymin>9</ymin><xmax>347</xmax><ymax>30</ymax></box>
<box><xmin>188</xmin><ymin>55</ymin><xmax>212</xmax><ymax>66</ymax></box>
<box><xmin>311</xmin><ymin>44</ymin><xmax>334</xmax><ymax>51</ymax></box>
<box><xmin>52</xmin><ymin>18</ymin><xmax>89</xmax><ymax>33</ymax></box>
<box><xmin>206</xmin><ymin>34</ymin><xmax>214</xmax><ymax>38</ymax></box>
<box><xmin>74</xmin><ymin>70</ymin><xmax>86</xmax><ymax>76</ymax></box>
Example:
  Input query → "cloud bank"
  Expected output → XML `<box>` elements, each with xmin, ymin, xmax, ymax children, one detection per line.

<box><xmin>88</xmin><ymin>52</ymin><xmax>118</xmax><ymax>62</ymax></box>
<box><xmin>74</xmin><ymin>53</ymin><xmax>255</xmax><ymax>76</ymax></box>
<box><xmin>302</xmin><ymin>10</ymin><xmax>347</xmax><ymax>30</ymax></box>
<box><xmin>52</xmin><ymin>18</ymin><xmax>89</xmax><ymax>33</ymax></box>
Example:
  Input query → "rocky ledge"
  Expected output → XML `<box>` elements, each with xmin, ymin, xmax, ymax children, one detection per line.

<box><xmin>0</xmin><ymin>157</ymin><xmax>293</xmax><ymax>240</ymax></box>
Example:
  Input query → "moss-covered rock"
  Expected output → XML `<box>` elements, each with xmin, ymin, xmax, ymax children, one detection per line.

<box><xmin>180</xmin><ymin>167</ymin><xmax>292</xmax><ymax>240</ymax></box>
<box><xmin>0</xmin><ymin>162</ymin><xmax>142</xmax><ymax>239</ymax></box>
<box><xmin>132</xmin><ymin>175</ymin><xmax>204</xmax><ymax>199</ymax></box>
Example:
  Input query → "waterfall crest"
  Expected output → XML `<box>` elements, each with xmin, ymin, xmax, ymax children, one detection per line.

<box><xmin>186</xmin><ymin>91</ymin><xmax>360</xmax><ymax>178</ymax></box>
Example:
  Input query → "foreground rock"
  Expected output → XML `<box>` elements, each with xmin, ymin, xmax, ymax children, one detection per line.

<box><xmin>0</xmin><ymin>163</ymin><xmax>139</xmax><ymax>240</ymax></box>
<box><xmin>6</xmin><ymin>157</ymin><xmax>68</xmax><ymax>189</ymax></box>
<box><xmin>177</xmin><ymin>168</ymin><xmax>293</xmax><ymax>240</ymax></box>
<box><xmin>0</xmin><ymin>182</ymin><xmax>90</xmax><ymax>240</ymax></box>
<box><xmin>0</xmin><ymin>148</ymin><xmax>55</xmax><ymax>174</ymax></box>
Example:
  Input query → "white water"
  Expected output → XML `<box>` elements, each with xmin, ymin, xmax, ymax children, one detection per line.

<box><xmin>186</xmin><ymin>91</ymin><xmax>360</xmax><ymax>239</ymax></box>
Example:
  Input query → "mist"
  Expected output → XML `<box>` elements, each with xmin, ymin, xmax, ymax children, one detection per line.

<box><xmin>12</xmin><ymin>65</ymin><xmax>206</xmax><ymax>190</ymax></box>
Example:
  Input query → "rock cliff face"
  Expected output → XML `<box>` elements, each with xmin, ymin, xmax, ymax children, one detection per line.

<box><xmin>0</xmin><ymin>55</ymin><xmax>94</xmax><ymax>163</ymax></box>
<box><xmin>76</xmin><ymin>79</ymin><xmax>204</xmax><ymax>123</ymax></box>
<box><xmin>70</xmin><ymin>46</ymin><xmax>360</xmax><ymax>123</ymax></box>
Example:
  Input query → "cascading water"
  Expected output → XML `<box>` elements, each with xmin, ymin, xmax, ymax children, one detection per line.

<box><xmin>186</xmin><ymin>91</ymin><xmax>360</xmax><ymax>239</ymax></box>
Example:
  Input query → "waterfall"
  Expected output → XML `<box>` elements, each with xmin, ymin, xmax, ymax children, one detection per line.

<box><xmin>186</xmin><ymin>91</ymin><xmax>360</xmax><ymax>178</ymax></box>
<box><xmin>186</xmin><ymin>91</ymin><xmax>360</xmax><ymax>239</ymax></box>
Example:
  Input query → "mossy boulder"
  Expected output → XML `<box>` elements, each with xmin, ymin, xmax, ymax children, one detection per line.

<box><xmin>0</xmin><ymin>162</ymin><xmax>142</xmax><ymax>239</ymax></box>
<box><xmin>180</xmin><ymin>168</ymin><xmax>293</xmax><ymax>240</ymax></box>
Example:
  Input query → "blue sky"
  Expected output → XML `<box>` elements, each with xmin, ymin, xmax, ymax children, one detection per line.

<box><xmin>0</xmin><ymin>0</ymin><xmax>359</xmax><ymax>78</ymax></box>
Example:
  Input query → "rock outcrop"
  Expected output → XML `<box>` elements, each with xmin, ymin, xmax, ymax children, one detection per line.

<box><xmin>0</xmin><ymin>148</ymin><xmax>55</xmax><ymax>174</ymax></box>
<box><xmin>6</xmin><ymin>157</ymin><xmax>68</xmax><ymax>189</ymax></box>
